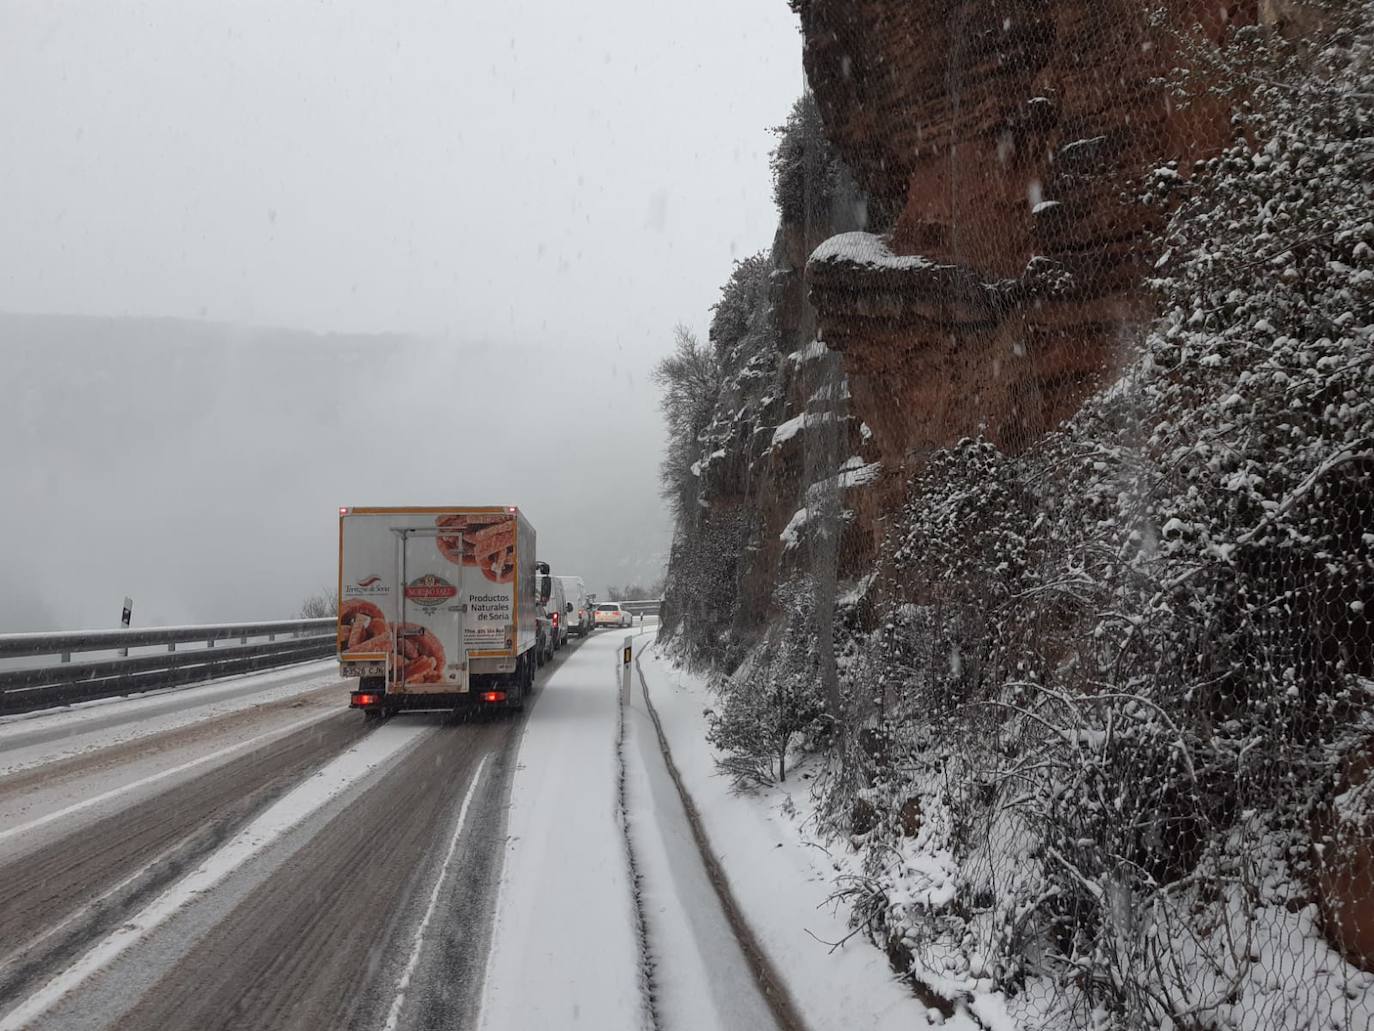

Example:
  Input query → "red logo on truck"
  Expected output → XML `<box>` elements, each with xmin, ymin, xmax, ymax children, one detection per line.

<box><xmin>405</xmin><ymin>574</ymin><xmax>458</xmax><ymax>609</ymax></box>
<box><xmin>345</xmin><ymin>574</ymin><xmax>389</xmax><ymax>599</ymax></box>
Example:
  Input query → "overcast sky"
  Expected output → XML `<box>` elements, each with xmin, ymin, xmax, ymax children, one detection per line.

<box><xmin>0</xmin><ymin>1</ymin><xmax>802</xmax><ymax>630</ymax></box>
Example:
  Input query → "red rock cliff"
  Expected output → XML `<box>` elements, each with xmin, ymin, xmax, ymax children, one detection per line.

<box><xmin>796</xmin><ymin>0</ymin><xmax>1247</xmax><ymax>473</ymax></box>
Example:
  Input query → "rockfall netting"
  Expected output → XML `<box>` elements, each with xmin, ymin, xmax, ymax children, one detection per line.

<box><xmin>659</xmin><ymin>2</ymin><xmax>1374</xmax><ymax>1027</ymax></box>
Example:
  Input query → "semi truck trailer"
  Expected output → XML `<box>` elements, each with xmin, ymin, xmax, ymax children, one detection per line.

<box><xmin>337</xmin><ymin>505</ymin><xmax>546</xmax><ymax>715</ymax></box>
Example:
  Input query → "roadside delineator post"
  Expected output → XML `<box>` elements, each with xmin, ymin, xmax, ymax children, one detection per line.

<box><xmin>621</xmin><ymin>636</ymin><xmax>632</xmax><ymax>705</ymax></box>
<box><xmin>119</xmin><ymin>596</ymin><xmax>133</xmax><ymax>658</ymax></box>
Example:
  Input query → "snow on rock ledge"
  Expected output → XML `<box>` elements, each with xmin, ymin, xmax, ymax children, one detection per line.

<box><xmin>769</xmin><ymin>411</ymin><xmax>835</xmax><ymax>450</ymax></box>
<box><xmin>805</xmin><ymin>231</ymin><xmax>1005</xmax><ymax>348</ymax></box>
<box><xmin>808</xmin><ymin>231</ymin><xmax>949</xmax><ymax>273</ymax></box>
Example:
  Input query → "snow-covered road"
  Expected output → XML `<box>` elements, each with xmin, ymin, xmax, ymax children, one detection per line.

<box><xmin>0</xmin><ymin>648</ymin><xmax>536</xmax><ymax>1029</ymax></box>
<box><xmin>623</xmin><ymin>650</ymin><xmax>788</xmax><ymax>1031</ymax></box>
<box><xmin>0</xmin><ymin>661</ymin><xmax>346</xmax><ymax>866</ymax></box>
<box><xmin>0</xmin><ymin>627</ymin><xmax>839</xmax><ymax>1031</ymax></box>
<box><xmin>480</xmin><ymin>626</ymin><xmax>783</xmax><ymax>1031</ymax></box>
<box><xmin>478</xmin><ymin>628</ymin><xmax>648</xmax><ymax>1030</ymax></box>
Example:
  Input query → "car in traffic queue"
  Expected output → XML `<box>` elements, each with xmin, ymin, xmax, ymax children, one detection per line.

<box><xmin>546</xmin><ymin>574</ymin><xmax>569</xmax><ymax>650</ymax></box>
<box><xmin>554</xmin><ymin>574</ymin><xmax>592</xmax><ymax>636</ymax></box>
<box><xmin>593</xmin><ymin>601</ymin><xmax>632</xmax><ymax>629</ymax></box>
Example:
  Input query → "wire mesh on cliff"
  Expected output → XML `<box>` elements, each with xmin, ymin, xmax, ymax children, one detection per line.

<box><xmin>660</xmin><ymin>1</ymin><xmax>1374</xmax><ymax>1028</ymax></box>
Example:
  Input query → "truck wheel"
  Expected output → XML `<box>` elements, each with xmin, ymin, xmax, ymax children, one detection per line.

<box><xmin>509</xmin><ymin>657</ymin><xmax>528</xmax><ymax>712</ymax></box>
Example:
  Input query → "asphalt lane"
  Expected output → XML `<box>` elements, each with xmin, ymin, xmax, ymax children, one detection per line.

<box><xmin>113</xmin><ymin>636</ymin><xmax>598</xmax><ymax>1031</ymax></box>
<box><xmin>0</xmin><ymin>637</ymin><xmax>590</xmax><ymax>1030</ymax></box>
<box><xmin>111</xmin><ymin>715</ymin><xmax>512</xmax><ymax>1031</ymax></box>
<box><xmin>0</xmin><ymin>635</ymin><xmax>607</xmax><ymax>1028</ymax></box>
<box><xmin>0</xmin><ymin>710</ymin><xmax>367</xmax><ymax>1010</ymax></box>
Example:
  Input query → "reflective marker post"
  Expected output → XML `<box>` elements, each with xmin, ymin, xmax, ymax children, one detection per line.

<box><xmin>621</xmin><ymin>636</ymin><xmax>633</xmax><ymax>705</ymax></box>
<box><xmin>118</xmin><ymin>596</ymin><xmax>133</xmax><ymax>658</ymax></box>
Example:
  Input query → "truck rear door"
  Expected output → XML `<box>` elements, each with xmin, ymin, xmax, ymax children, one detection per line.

<box><xmin>395</xmin><ymin>527</ymin><xmax>468</xmax><ymax>693</ymax></box>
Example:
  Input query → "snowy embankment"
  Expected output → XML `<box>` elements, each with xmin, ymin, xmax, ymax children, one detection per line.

<box><xmin>636</xmin><ymin>643</ymin><xmax>970</xmax><ymax>1031</ymax></box>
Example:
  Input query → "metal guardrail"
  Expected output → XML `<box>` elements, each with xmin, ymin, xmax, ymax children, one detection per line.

<box><xmin>618</xmin><ymin>599</ymin><xmax>662</xmax><ymax>616</ymax></box>
<box><xmin>0</xmin><ymin>617</ymin><xmax>336</xmax><ymax>715</ymax></box>
<box><xmin>0</xmin><ymin>618</ymin><xmax>333</xmax><ymax>660</ymax></box>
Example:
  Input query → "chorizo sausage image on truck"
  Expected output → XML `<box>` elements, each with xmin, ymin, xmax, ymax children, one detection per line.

<box><xmin>337</xmin><ymin>505</ymin><xmax>548</xmax><ymax>715</ymax></box>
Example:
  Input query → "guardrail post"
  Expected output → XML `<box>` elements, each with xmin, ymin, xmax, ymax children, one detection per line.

<box><xmin>167</xmin><ymin>642</ymin><xmax>176</xmax><ymax>652</ymax></box>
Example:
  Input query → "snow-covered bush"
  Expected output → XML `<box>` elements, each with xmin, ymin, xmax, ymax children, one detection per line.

<box><xmin>707</xmin><ymin>578</ymin><xmax>828</xmax><ymax>787</ymax></box>
<box><xmin>770</xmin><ymin>93</ymin><xmax>845</xmax><ymax>231</ymax></box>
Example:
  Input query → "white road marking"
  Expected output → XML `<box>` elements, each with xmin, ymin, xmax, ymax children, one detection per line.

<box><xmin>0</xmin><ymin>720</ymin><xmax>433</xmax><ymax>1031</ymax></box>
<box><xmin>382</xmin><ymin>754</ymin><xmax>490</xmax><ymax>1031</ymax></box>
<box><xmin>0</xmin><ymin>707</ymin><xmax>336</xmax><ymax>847</ymax></box>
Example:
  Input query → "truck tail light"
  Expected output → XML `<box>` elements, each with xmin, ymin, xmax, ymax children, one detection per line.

<box><xmin>481</xmin><ymin>691</ymin><xmax>506</xmax><ymax>703</ymax></box>
<box><xmin>354</xmin><ymin>693</ymin><xmax>379</xmax><ymax>707</ymax></box>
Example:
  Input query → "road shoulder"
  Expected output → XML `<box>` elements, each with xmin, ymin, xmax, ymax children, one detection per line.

<box><xmin>636</xmin><ymin>641</ymin><xmax>952</xmax><ymax>1031</ymax></box>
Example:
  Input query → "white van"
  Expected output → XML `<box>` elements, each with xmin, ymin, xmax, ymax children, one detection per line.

<box><xmin>546</xmin><ymin>575</ymin><xmax>569</xmax><ymax>649</ymax></box>
<box><xmin>554</xmin><ymin>575</ymin><xmax>591</xmax><ymax>637</ymax></box>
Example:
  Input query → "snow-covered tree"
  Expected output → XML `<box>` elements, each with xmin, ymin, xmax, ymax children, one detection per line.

<box><xmin>652</xmin><ymin>324</ymin><xmax>722</xmax><ymax>525</ymax></box>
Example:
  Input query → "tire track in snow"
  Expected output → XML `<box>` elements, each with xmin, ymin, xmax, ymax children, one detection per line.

<box><xmin>0</xmin><ymin>719</ymin><xmax>434</xmax><ymax>1031</ymax></box>
<box><xmin>0</xmin><ymin>711</ymin><xmax>366</xmax><ymax>1008</ymax></box>
<box><xmin>617</xmin><ymin>656</ymin><xmax>663</xmax><ymax>1031</ymax></box>
<box><xmin>0</xmin><ymin>707</ymin><xmax>338</xmax><ymax>847</ymax></box>
<box><xmin>112</xmin><ymin>716</ymin><xmax>512</xmax><ymax>1031</ymax></box>
<box><xmin>381</xmin><ymin>754</ymin><xmax>489</xmax><ymax>1031</ymax></box>
<box><xmin>634</xmin><ymin>651</ymin><xmax>811</xmax><ymax>1031</ymax></box>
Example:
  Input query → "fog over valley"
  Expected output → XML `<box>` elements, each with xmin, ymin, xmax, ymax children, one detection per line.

<box><xmin>2</xmin><ymin>314</ymin><xmax>671</xmax><ymax>631</ymax></box>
